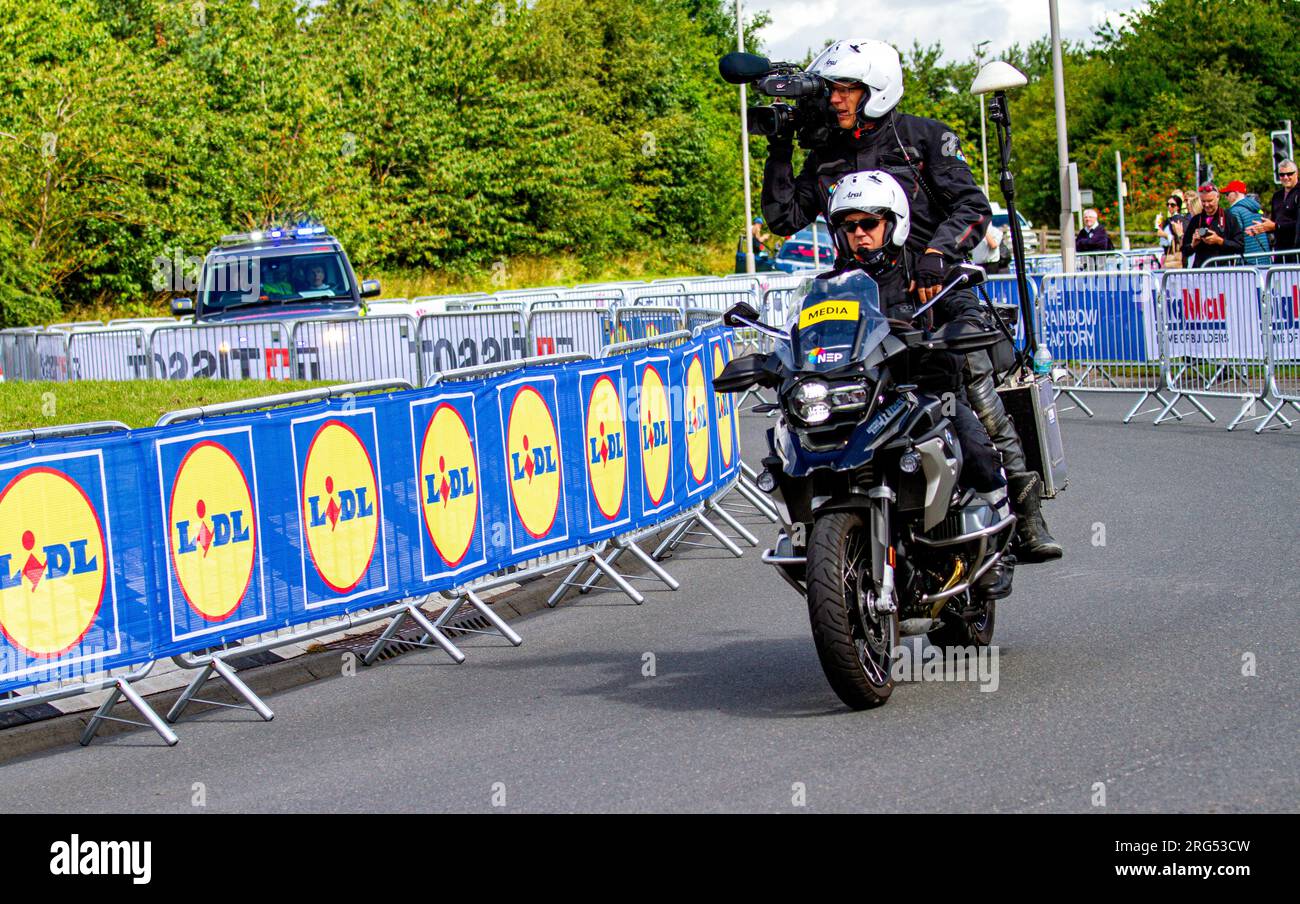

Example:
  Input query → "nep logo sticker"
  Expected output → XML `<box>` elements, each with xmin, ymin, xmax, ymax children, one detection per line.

<box><xmin>584</xmin><ymin>373</ymin><xmax>628</xmax><ymax>524</ymax></box>
<box><xmin>158</xmin><ymin>431</ymin><xmax>266</xmax><ymax>641</ymax></box>
<box><xmin>638</xmin><ymin>361</ymin><xmax>673</xmax><ymax>512</ymax></box>
<box><xmin>0</xmin><ymin>454</ymin><xmax>118</xmax><ymax>677</ymax></box>
<box><xmin>499</xmin><ymin>380</ymin><xmax>568</xmax><ymax>553</ymax></box>
<box><xmin>413</xmin><ymin>397</ymin><xmax>485</xmax><ymax>575</ymax></box>
<box><xmin>798</xmin><ymin>299</ymin><xmax>860</xmax><ymax>329</ymax></box>
<box><xmin>292</xmin><ymin>412</ymin><xmax>388</xmax><ymax>608</ymax></box>
<box><xmin>685</xmin><ymin>353</ymin><xmax>712</xmax><ymax>490</ymax></box>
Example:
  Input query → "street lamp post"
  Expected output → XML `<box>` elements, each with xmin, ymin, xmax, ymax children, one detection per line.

<box><xmin>736</xmin><ymin>0</ymin><xmax>755</xmax><ymax>275</ymax></box>
<box><xmin>1049</xmin><ymin>0</ymin><xmax>1075</xmax><ymax>271</ymax></box>
<box><xmin>975</xmin><ymin>40</ymin><xmax>991</xmax><ymax>197</ymax></box>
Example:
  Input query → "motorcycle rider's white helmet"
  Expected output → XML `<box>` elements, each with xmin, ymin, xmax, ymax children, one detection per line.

<box><xmin>828</xmin><ymin>170</ymin><xmax>911</xmax><ymax>263</ymax></box>
<box><xmin>808</xmin><ymin>39</ymin><xmax>904</xmax><ymax>122</ymax></box>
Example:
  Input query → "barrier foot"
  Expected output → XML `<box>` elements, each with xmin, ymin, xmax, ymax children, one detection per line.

<box><xmin>166</xmin><ymin>658</ymin><xmax>274</xmax><ymax>724</ymax></box>
<box><xmin>1155</xmin><ymin>392</ymin><xmax>1216</xmax><ymax>426</ymax></box>
<box><xmin>80</xmin><ymin>678</ymin><xmax>179</xmax><ymax>748</ymax></box>
<box><xmin>550</xmin><ymin>544</ymin><xmax>646</xmax><ymax>606</ymax></box>
<box><xmin>363</xmin><ymin>602</ymin><xmax>466</xmax><ymax>666</ymax></box>
<box><xmin>1061</xmin><ymin>389</ymin><xmax>1094</xmax><ymax>418</ymax></box>
<box><xmin>652</xmin><ymin>518</ymin><xmax>695</xmax><ymax>560</ymax></box>
<box><xmin>616</xmin><ymin>537</ymin><xmax>681</xmax><ymax>590</ymax></box>
<box><xmin>706</xmin><ymin>498</ymin><xmax>760</xmax><ymax>547</ymax></box>
<box><xmin>1226</xmin><ymin>396</ymin><xmax>1259</xmax><ymax>431</ymax></box>
<box><xmin>437</xmin><ymin>589</ymin><xmax>523</xmax><ymax>646</ymax></box>
<box><xmin>1254</xmin><ymin>399</ymin><xmax>1295</xmax><ymax>434</ymax></box>
<box><xmin>1122</xmin><ymin>391</ymin><xmax>1160</xmax><ymax>424</ymax></box>
<box><xmin>727</xmin><ymin>476</ymin><xmax>781</xmax><ymax>523</ymax></box>
<box><xmin>578</xmin><ymin>546</ymin><xmax>625</xmax><ymax>594</ymax></box>
<box><xmin>588</xmin><ymin>550</ymin><xmax>646</xmax><ymax>604</ymax></box>
<box><xmin>654</xmin><ymin>511</ymin><xmax>745</xmax><ymax>559</ymax></box>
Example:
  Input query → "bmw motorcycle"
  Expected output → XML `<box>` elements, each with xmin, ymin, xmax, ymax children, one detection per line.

<box><xmin>714</xmin><ymin>267</ymin><xmax>1016</xmax><ymax>710</ymax></box>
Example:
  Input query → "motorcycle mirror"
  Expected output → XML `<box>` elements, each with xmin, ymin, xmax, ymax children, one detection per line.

<box><xmin>971</xmin><ymin>61</ymin><xmax>1028</xmax><ymax>96</ymax></box>
<box><xmin>723</xmin><ymin>302</ymin><xmax>761</xmax><ymax>328</ymax></box>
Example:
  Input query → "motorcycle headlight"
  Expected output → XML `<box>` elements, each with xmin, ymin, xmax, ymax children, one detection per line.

<box><xmin>793</xmin><ymin>379</ymin><xmax>831</xmax><ymax>424</ymax></box>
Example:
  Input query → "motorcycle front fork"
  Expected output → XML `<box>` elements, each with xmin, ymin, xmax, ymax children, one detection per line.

<box><xmin>867</xmin><ymin>481</ymin><xmax>898</xmax><ymax>616</ymax></box>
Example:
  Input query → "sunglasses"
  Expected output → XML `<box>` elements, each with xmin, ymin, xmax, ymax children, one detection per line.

<box><xmin>1280</xmin><ymin>171</ymin><xmax>1297</xmax><ymax>177</ymax></box>
<box><xmin>841</xmin><ymin>217</ymin><xmax>884</xmax><ymax>234</ymax></box>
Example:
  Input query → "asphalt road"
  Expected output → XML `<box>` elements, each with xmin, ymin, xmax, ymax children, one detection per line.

<box><xmin>2</xmin><ymin>393</ymin><xmax>1297</xmax><ymax>813</ymax></box>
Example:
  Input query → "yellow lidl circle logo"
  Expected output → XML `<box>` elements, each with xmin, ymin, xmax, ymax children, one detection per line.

<box><xmin>640</xmin><ymin>365</ymin><xmax>671</xmax><ymax>505</ymax></box>
<box><xmin>302</xmin><ymin>420</ymin><xmax>379</xmax><ymax>593</ymax></box>
<box><xmin>507</xmin><ymin>386</ymin><xmax>562</xmax><ymax>539</ymax></box>
<box><xmin>419</xmin><ymin>403</ymin><xmax>478</xmax><ymax>567</ymax></box>
<box><xmin>168</xmin><ymin>441</ymin><xmax>256</xmax><ymax>622</ymax></box>
<box><xmin>713</xmin><ymin>345</ymin><xmax>734</xmax><ymax>469</ymax></box>
<box><xmin>0</xmin><ymin>467</ymin><xmax>106</xmax><ymax>658</ymax></box>
<box><xmin>585</xmin><ymin>375</ymin><xmax>627</xmax><ymax>520</ymax></box>
<box><xmin>685</xmin><ymin>354</ymin><xmax>711</xmax><ymax>484</ymax></box>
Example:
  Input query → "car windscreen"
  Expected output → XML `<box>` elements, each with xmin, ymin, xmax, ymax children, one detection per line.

<box><xmin>201</xmin><ymin>250</ymin><xmax>352</xmax><ymax>310</ymax></box>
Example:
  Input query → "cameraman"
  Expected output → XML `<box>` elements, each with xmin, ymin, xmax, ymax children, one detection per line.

<box><xmin>760</xmin><ymin>39</ymin><xmax>1060</xmax><ymax>562</ymax></box>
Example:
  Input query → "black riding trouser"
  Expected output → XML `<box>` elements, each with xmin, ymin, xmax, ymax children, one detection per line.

<box><xmin>962</xmin><ymin>349</ymin><xmax>1028</xmax><ymax>479</ymax></box>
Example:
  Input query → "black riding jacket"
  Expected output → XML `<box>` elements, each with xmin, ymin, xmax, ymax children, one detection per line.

<box><xmin>762</xmin><ymin>110</ymin><xmax>992</xmax><ymax>266</ymax></box>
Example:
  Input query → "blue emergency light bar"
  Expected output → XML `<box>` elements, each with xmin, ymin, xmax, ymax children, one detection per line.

<box><xmin>218</xmin><ymin>224</ymin><xmax>330</xmax><ymax>246</ymax></box>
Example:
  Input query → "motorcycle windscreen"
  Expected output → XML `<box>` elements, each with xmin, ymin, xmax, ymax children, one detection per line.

<box><xmin>788</xmin><ymin>270</ymin><xmax>890</xmax><ymax>373</ymax></box>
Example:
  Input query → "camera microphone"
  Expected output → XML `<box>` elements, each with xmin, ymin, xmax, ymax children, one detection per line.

<box><xmin>719</xmin><ymin>52</ymin><xmax>773</xmax><ymax>84</ymax></box>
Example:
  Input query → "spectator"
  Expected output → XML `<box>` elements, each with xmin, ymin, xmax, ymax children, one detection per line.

<box><xmin>1075</xmin><ymin>208</ymin><xmax>1115</xmax><ymax>253</ymax></box>
<box><xmin>1180</xmin><ymin>183</ymin><xmax>1244</xmax><ymax>268</ymax></box>
<box><xmin>1183</xmin><ymin>188</ymin><xmax>1203</xmax><ymax>218</ymax></box>
<box><xmin>1222</xmin><ymin>180</ymin><xmax>1269</xmax><ymax>258</ymax></box>
<box><xmin>1246</xmin><ymin>160</ymin><xmax>1300</xmax><ymax>261</ymax></box>
<box><xmin>1157</xmin><ymin>195</ymin><xmax>1187</xmax><ymax>268</ymax></box>
<box><xmin>971</xmin><ymin>221</ymin><xmax>1006</xmax><ymax>273</ymax></box>
<box><xmin>740</xmin><ymin>216</ymin><xmax>772</xmax><ymax>258</ymax></box>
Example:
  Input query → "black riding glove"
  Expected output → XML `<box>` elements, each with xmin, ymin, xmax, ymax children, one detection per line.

<box><xmin>915</xmin><ymin>252</ymin><xmax>949</xmax><ymax>289</ymax></box>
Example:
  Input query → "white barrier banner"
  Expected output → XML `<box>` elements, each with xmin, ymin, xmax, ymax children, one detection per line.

<box><xmin>150</xmin><ymin>322</ymin><xmax>293</xmax><ymax>380</ymax></box>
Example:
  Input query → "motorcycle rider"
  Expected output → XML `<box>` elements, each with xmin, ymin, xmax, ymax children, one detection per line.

<box><xmin>761</xmin><ymin>38</ymin><xmax>1061</xmax><ymax>562</ymax></box>
<box><xmin>820</xmin><ymin>170</ymin><xmax>1012</xmax><ymax>598</ymax></box>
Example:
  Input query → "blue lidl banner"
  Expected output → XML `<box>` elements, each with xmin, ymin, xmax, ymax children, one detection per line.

<box><xmin>0</xmin><ymin>328</ymin><xmax>740</xmax><ymax>694</ymax></box>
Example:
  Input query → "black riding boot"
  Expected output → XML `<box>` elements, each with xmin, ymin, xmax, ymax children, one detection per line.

<box><xmin>963</xmin><ymin>351</ymin><xmax>1063</xmax><ymax>563</ymax></box>
<box><xmin>1009</xmin><ymin>472</ymin><xmax>1063</xmax><ymax>562</ymax></box>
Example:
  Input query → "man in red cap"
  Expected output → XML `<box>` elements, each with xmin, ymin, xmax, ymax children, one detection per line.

<box><xmin>1181</xmin><ymin>183</ymin><xmax>1244</xmax><ymax>268</ymax></box>
<box><xmin>1222</xmin><ymin>180</ymin><xmax>1269</xmax><ymax>258</ymax></box>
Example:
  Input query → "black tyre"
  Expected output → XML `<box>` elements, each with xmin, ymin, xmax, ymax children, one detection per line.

<box><xmin>805</xmin><ymin>512</ymin><xmax>897</xmax><ymax>709</ymax></box>
<box><xmin>927</xmin><ymin>595</ymin><xmax>996</xmax><ymax>648</ymax></box>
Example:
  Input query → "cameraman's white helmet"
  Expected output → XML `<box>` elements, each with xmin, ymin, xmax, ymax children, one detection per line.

<box><xmin>809</xmin><ymin>39</ymin><xmax>904</xmax><ymax>120</ymax></box>
<box><xmin>828</xmin><ymin>171</ymin><xmax>911</xmax><ymax>260</ymax></box>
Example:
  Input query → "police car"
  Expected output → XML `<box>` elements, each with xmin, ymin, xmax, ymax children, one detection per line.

<box><xmin>172</xmin><ymin>225</ymin><xmax>381</xmax><ymax>322</ymax></box>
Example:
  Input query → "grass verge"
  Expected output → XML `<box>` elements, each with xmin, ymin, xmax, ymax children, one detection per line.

<box><xmin>0</xmin><ymin>380</ymin><xmax>332</xmax><ymax>432</ymax></box>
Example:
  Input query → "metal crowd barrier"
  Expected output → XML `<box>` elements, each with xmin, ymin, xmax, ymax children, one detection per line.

<box><xmin>68</xmin><ymin>328</ymin><xmax>153</xmax><ymax>380</ymax></box>
<box><xmin>0</xmin><ymin>421</ymin><xmax>181</xmax><ymax>745</ymax></box>
<box><xmin>1036</xmin><ymin>271</ymin><xmax>1171</xmax><ymax>422</ymax></box>
<box><xmin>526</xmin><ymin>305</ymin><xmax>613</xmax><ymax>358</ymax></box>
<box><xmin>150</xmin><ymin>320</ymin><xmax>294</xmax><ymax>381</ymax></box>
<box><xmin>1156</xmin><ymin>268</ymin><xmax>1269</xmax><ymax>429</ymax></box>
<box><xmin>612</xmin><ymin>305</ymin><xmax>685</xmax><ymax>344</ymax></box>
<box><xmin>289</xmin><ymin>315</ymin><xmax>421</xmax><ymax>385</ymax></box>
<box><xmin>1258</xmin><ymin>267</ymin><xmax>1300</xmax><ymax>432</ymax></box>
<box><xmin>416</xmin><ymin>309</ymin><xmax>526</xmax><ymax>377</ymax></box>
<box><xmin>146</xmin><ymin>380</ymin><xmax>449</xmax><ymax>742</ymax></box>
<box><xmin>1207</xmin><ymin>249</ymin><xmax>1300</xmax><ymax>269</ymax></box>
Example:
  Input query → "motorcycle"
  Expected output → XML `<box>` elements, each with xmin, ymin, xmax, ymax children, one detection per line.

<box><xmin>714</xmin><ymin>266</ymin><xmax>1017</xmax><ymax>710</ymax></box>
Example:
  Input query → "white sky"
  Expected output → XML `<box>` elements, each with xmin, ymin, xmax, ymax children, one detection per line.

<box><xmin>751</xmin><ymin>0</ymin><xmax>1149</xmax><ymax>63</ymax></box>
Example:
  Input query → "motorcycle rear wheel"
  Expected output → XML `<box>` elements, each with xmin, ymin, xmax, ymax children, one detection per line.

<box><xmin>806</xmin><ymin>512</ymin><xmax>897</xmax><ymax>710</ymax></box>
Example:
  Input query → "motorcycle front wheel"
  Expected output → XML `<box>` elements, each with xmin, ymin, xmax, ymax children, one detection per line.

<box><xmin>806</xmin><ymin>512</ymin><xmax>898</xmax><ymax>710</ymax></box>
